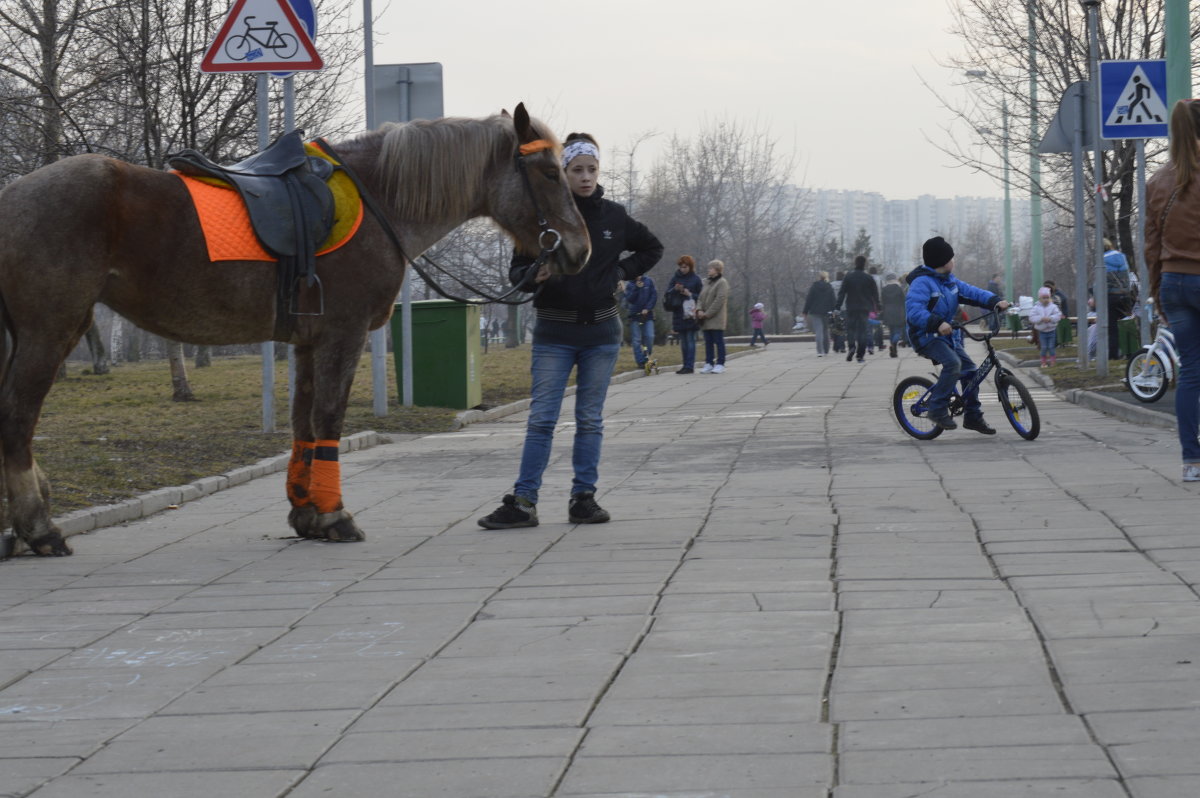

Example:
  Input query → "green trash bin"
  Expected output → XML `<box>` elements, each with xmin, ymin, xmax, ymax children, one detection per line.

<box><xmin>390</xmin><ymin>300</ymin><xmax>482</xmax><ymax>409</ymax></box>
<box><xmin>1007</xmin><ymin>312</ymin><xmax>1022</xmax><ymax>336</ymax></box>
<box><xmin>1056</xmin><ymin>316</ymin><xmax>1073</xmax><ymax>346</ymax></box>
<box><xmin>1117</xmin><ymin>317</ymin><xmax>1140</xmax><ymax>359</ymax></box>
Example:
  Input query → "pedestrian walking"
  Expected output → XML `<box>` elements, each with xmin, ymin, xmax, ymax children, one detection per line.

<box><xmin>664</xmin><ymin>255</ymin><xmax>703</xmax><ymax>373</ymax></box>
<box><xmin>803</xmin><ymin>271</ymin><xmax>836</xmax><ymax>356</ymax></box>
<box><xmin>749</xmin><ymin>303</ymin><xmax>769</xmax><ymax>347</ymax></box>
<box><xmin>880</xmin><ymin>272</ymin><xmax>906</xmax><ymax>357</ymax></box>
<box><xmin>1144</xmin><ymin>98</ymin><xmax>1200</xmax><ymax>483</ymax></box>
<box><xmin>905</xmin><ymin>236</ymin><xmax>1010</xmax><ymax>433</ymax></box>
<box><xmin>836</xmin><ymin>255</ymin><xmax>880</xmax><ymax>363</ymax></box>
<box><xmin>1029</xmin><ymin>286</ymin><xmax>1063</xmax><ymax>367</ymax></box>
<box><xmin>697</xmin><ymin>260</ymin><xmax>730</xmax><ymax>373</ymax></box>
<box><xmin>623</xmin><ymin>273</ymin><xmax>657</xmax><ymax>368</ymax></box>
<box><xmin>478</xmin><ymin>132</ymin><xmax>663</xmax><ymax>529</ymax></box>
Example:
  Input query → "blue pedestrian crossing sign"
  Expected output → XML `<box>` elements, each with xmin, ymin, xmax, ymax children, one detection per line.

<box><xmin>1100</xmin><ymin>60</ymin><xmax>1168</xmax><ymax>140</ymax></box>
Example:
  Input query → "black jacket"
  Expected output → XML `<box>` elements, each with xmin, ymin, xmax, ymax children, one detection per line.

<box><xmin>836</xmin><ymin>269</ymin><xmax>880</xmax><ymax>314</ymax></box>
<box><xmin>803</xmin><ymin>280</ymin><xmax>836</xmax><ymax>315</ymax></box>
<box><xmin>881</xmin><ymin>282</ymin><xmax>906</xmax><ymax>327</ymax></box>
<box><xmin>510</xmin><ymin>186</ymin><xmax>663</xmax><ymax>322</ymax></box>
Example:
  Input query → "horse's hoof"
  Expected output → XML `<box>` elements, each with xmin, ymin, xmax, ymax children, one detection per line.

<box><xmin>29</xmin><ymin>531</ymin><xmax>73</xmax><ymax>557</ymax></box>
<box><xmin>288</xmin><ymin>505</ymin><xmax>321</xmax><ymax>539</ymax></box>
<box><xmin>319</xmin><ymin>512</ymin><xmax>366</xmax><ymax>542</ymax></box>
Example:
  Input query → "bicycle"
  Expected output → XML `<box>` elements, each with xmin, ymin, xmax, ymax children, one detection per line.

<box><xmin>1125</xmin><ymin>325</ymin><xmax>1178</xmax><ymax>403</ymax></box>
<box><xmin>893</xmin><ymin>312</ymin><xmax>1040</xmax><ymax>441</ymax></box>
<box><xmin>224</xmin><ymin>16</ymin><xmax>299</xmax><ymax>62</ymax></box>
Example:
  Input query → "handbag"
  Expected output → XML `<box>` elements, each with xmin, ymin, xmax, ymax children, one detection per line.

<box><xmin>663</xmin><ymin>290</ymin><xmax>683</xmax><ymax>311</ymax></box>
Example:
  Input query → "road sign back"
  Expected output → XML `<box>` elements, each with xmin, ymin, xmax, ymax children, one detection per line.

<box><xmin>201</xmin><ymin>0</ymin><xmax>323</xmax><ymax>73</ymax></box>
<box><xmin>1100</xmin><ymin>59</ymin><xmax>1168</xmax><ymax>140</ymax></box>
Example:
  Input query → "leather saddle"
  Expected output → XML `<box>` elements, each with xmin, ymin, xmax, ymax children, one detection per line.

<box><xmin>169</xmin><ymin>130</ymin><xmax>334</xmax><ymax>263</ymax></box>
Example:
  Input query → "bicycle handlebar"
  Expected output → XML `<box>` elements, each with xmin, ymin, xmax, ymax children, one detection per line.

<box><xmin>951</xmin><ymin>308</ymin><xmax>1007</xmax><ymax>341</ymax></box>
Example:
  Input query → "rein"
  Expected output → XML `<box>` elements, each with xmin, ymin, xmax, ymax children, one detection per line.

<box><xmin>314</xmin><ymin>137</ymin><xmax>563</xmax><ymax>306</ymax></box>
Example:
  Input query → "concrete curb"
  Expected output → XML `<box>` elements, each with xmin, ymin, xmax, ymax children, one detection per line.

<box><xmin>996</xmin><ymin>350</ymin><xmax>1176</xmax><ymax>431</ymax></box>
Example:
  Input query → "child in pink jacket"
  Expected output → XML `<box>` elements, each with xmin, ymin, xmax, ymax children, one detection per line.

<box><xmin>1029</xmin><ymin>287</ymin><xmax>1064</xmax><ymax>367</ymax></box>
<box><xmin>749</xmin><ymin>303</ymin><xmax>768</xmax><ymax>347</ymax></box>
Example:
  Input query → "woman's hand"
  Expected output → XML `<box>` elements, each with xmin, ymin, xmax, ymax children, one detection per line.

<box><xmin>534</xmin><ymin>264</ymin><xmax>552</xmax><ymax>283</ymax></box>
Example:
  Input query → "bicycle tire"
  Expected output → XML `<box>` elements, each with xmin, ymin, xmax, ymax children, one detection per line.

<box><xmin>224</xmin><ymin>34</ymin><xmax>251</xmax><ymax>61</ymax></box>
<box><xmin>1125</xmin><ymin>350</ymin><xmax>1169</xmax><ymax>403</ymax></box>
<box><xmin>273</xmin><ymin>33</ymin><xmax>298</xmax><ymax>59</ymax></box>
<box><xmin>997</xmin><ymin>373</ymin><xmax>1040</xmax><ymax>440</ymax></box>
<box><xmin>893</xmin><ymin>376</ymin><xmax>943</xmax><ymax>440</ymax></box>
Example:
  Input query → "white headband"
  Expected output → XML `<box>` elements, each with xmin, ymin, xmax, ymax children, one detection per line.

<box><xmin>562</xmin><ymin>140</ymin><xmax>599</xmax><ymax>167</ymax></box>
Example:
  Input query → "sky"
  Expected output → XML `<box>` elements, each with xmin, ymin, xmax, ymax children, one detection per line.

<box><xmin>368</xmin><ymin>0</ymin><xmax>1002</xmax><ymax>201</ymax></box>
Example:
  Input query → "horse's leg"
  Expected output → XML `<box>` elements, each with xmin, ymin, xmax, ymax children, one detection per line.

<box><xmin>0</xmin><ymin>333</ymin><xmax>87</xmax><ymax>556</ymax></box>
<box><xmin>286</xmin><ymin>344</ymin><xmax>319</xmax><ymax>539</ymax></box>
<box><xmin>302</xmin><ymin>332</ymin><xmax>369</xmax><ymax>543</ymax></box>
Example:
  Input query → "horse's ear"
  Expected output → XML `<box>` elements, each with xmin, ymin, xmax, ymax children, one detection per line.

<box><xmin>500</xmin><ymin>108</ymin><xmax>511</xmax><ymax>119</ymax></box>
<box><xmin>513</xmin><ymin>103</ymin><xmax>534</xmax><ymax>143</ymax></box>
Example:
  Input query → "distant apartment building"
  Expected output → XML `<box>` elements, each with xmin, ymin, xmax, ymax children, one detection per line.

<box><xmin>801</xmin><ymin>188</ymin><xmax>1034</xmax><ymax>269</ymax></box>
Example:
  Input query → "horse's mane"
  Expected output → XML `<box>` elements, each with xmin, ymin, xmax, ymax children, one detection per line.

<box><xmin>365</xmin><ymin>114</ymin><xmax>559</xmax><ymax>223</ymax></box>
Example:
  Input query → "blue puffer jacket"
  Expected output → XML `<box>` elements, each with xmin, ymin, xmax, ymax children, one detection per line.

<box><xmin>904</xmin><ymin>265</ymin><xmax>1000</xmax><ymax>352</ymax></box>
<box><xmin>623</xmin><ymin>275</ymin><xmax>658</xmax><ymax>319</ymax></box>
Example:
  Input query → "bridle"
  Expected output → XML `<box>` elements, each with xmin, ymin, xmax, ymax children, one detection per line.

<box><xmin>315</xmin><ymin>136</ymin><xmax>568</xmax><ymax>306</ymax></box>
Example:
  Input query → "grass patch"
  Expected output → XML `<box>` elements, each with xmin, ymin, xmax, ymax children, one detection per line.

<box><xmin>991</xmin><ymin>336</ymin><xmax>1129</xmax><ymax>392</ymax></box>
<box><xmin>35</xmin><ymin>339</ymin><xmax>706</xmax><ymax>513</ymax></box>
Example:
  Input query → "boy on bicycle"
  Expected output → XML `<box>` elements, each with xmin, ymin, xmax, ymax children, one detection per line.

<box><xmin>906</xmin><ymin>237</ymin><xmax>1011</xmax><ymax>433</ymax></box>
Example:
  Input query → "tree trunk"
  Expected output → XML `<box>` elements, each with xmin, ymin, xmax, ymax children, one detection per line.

<box><xmin>166</xmin><ymin>339</ymin><xmax>196</xmax><ymax>402</ymax></box>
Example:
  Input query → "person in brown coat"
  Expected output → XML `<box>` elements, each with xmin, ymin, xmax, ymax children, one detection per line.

<box><xmin>696</xmin><ymin>259</ymin><xmax>731</xmax><ymax>373</ymax></box>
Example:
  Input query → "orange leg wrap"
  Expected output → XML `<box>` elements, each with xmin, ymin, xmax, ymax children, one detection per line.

<box><xmin>286</xmin><ymin>440</ymin><xmax>315</xmax><ymax>506</ymax></box>
<box><xmin>309</xmin><ymin>439</ymin><xmax>343</xmax><ymax>514</ymax></box>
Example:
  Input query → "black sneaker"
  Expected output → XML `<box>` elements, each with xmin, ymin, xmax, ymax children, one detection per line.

<box><xmin>928</xmin><ymin>412</ymin><xmax>957</xmax><ymax>430</ymax></box>
<box><xmin>568</xmin><ymin>492</ymin><xmax>610</xmax><ymax>524</ymax></box>
<box><xmin>478</xmin><ymin>494</ymin><xmax>539</xmax><ymax>529</ymax></box>
<box><xmin>675</xmin><ymin>367</ymin><xmax>694</xmax><ymax>374</ymax></box>
<box><xmin>963</xmin><ymin>417</ymin><xmax>996</xmax><ymax>435</ymax></box>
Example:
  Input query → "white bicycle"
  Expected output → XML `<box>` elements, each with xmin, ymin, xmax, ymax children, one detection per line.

<box><xmin>1125</xmin><ymin>326</ymin><xmax>1178</xmax><ymax>403</ymax></box>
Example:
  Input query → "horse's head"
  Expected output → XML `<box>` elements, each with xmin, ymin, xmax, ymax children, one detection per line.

<box><xmin>488</xmin><ymin>104</ymin><xmax>590</xmax><ymax>275</ymax></box>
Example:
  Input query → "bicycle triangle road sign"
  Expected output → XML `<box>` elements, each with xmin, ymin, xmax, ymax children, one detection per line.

<box><xmin>201</xmin><ymin>0</ymin><xmax>323</xmax><ymax>73</ymax></box>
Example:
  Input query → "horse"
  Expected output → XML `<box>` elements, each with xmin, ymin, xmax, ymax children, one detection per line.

<box><xmin>0</xmin><ymin>103</ymin><xmax>590</xmax><ymax>556</ymax></box>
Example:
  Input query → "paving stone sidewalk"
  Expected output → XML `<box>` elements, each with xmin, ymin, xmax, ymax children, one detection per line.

<box><xmin>2</xmin><ymin>341</ymin><xmax>1198</xmax><ymax>798</ymax></box>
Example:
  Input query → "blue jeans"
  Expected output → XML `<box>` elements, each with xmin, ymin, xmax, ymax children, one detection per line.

<box><xmin>630</xmin><ymin>317</ymin><xmax>654</xmax><ymax>363</ymax></box>
<box><xmin>809</xmin><ymin>315</ymin><xmax>829</xmax><ymax>354</ymax></box>
<box><xmin>920</xmin><ymin>337</ymin><xmax>983</xmax><ymax>419</ymax></box>
<box><xmin>703</xmin><ymin>329</ymin><xmax>726</xmax><ymax>365</ymax></box>
<box><xmin>1039</xmin><ymin>330</ymin><xmax>1057</xmax><ymax>359</ymax></box>
<box><xmin>514</xmin><ymin>339</ymin><xmax>620</xmax><ymax>504</ymax></box>
<box><xmin>1160</xmin><ymin>272</ymin><xmax>1200</xmax><ymax>463</ymax></box>
<box><xmin>678</xmin><ymin>328</ymin><xmax>697</xmax><ymax>368</ymax></box>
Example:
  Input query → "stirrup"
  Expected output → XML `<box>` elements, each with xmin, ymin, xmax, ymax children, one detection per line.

<box><xmin>290</xmin><ymin>273</ymin><xmax>325</xmax><ymax>316</ymax></box>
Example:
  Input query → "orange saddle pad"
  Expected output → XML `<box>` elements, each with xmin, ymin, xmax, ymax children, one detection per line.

<box><xmin>174</xmin><ymin>142</ymin><xmax>364</xmax><ymax>263</ymax></box>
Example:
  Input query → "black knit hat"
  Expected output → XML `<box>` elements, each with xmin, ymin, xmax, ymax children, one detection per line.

<box><xmin>922</xmin><ymin>237</ymin><xmax>955</xmax><ymax>270</ymax></box>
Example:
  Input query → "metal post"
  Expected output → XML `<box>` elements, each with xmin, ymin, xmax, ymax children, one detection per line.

<box><xmin>257</xmin><ymin>74</ymin><xmax>276</xmax><ymax>432</ymax></box>
<box><xmin>1072</xmin><ymin>82</ymin><xmax>1089</xmax><ymax>370</ymax></box>
<box><xmin>284</xmin><ymin>76</ymin><xmax>296</xmax><ymax>413</ymax></box>
<box><xmin>1002</xmin><ymin>100</ymin><xmax>1014</xmax><ymax>303</ymax></box>
<box><xmin>1166</xmin><ymin>0</ymin><xmax>1192</xmax><ymax>107</ymax></box>
<box><xmin>1134</xmin><ymin>139</ymin><xmax>1150</xmax><ymax>343</ymax></box>
<box><xmin>1085</xmin><ymin>0</ymin><xmax>1108</xmax><ymax>376</ymax></box>
<box><xmin>1028</xmin><ymin>1</ymin><xmax>1044</xmax><ymax>291</ymax></box>
<box><xmin>396</xmin><ymin>67</ymin><xmax>414</xmax><ymax>408</ymax></box>
<box><xmin>363</xmin><ymin>0</ymin><xmax>392</xmax><ymax>415</ymax></box>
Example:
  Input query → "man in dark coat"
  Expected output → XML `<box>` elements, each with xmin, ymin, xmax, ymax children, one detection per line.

<box><xmin>836</xmin><ymin>255</ymin><xmax>880</xmax><ymax>362</ymax></box>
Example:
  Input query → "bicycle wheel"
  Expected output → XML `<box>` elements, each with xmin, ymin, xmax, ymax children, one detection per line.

<box><xmin>893</xmin><ymin>376</ymin><xmax>943</xmax><ymax>440</ymax></box>
<box><xmin>1125</xmin><ymin>350</ymin><xmax>1169</xmax><ymax>403</ymax></box>
<box><xmin>224</xmin><ymin>34</ymin><xmax>251</xmax><ymax>61</ymax></box>
<box><xmin>997</xmin><ymin>373</ymin><xmax>1040</xmax><ymax>440</ymax></box>
<box><xmin>273</xmin><ymin>33</ymin><xmax>298</xmax><ymax>59</ymax></box>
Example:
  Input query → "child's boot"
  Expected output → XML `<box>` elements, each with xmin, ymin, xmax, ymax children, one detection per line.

<box><xmin>1050</xmin><ymin>355</ymin><xmax>1056</xmax><ymax>367</ymax></box>
<box><xmin>1040</xmin><ymin>355</ymin><xmax>1047</xmax><ymax>368</ymax></box>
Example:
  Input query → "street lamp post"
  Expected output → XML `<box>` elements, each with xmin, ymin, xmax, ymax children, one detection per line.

<box><xmin>966</xmin><ymin>71</ymin><xmax>1013</xmax><ymax>305</ymax></box>
<box><xmin>1028</xmin><ymin>1</ymin><xmax>1044</xmax><ymax>291</ymax></box>
<box><xmin>1082</xmin><ymin>0</ymin><xmax>1108</xmax><ymax>376</ymax></box>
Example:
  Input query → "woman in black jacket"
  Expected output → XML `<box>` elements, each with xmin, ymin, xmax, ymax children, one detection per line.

<box><xmin>665</xmin><ymin>255</ymin><xmax>704</xmax><ymax>373</ymax></box>
<box><xmin>479</xmin><ymin>132</ymin><xmax>663</xmax><ymax>529</ymax></box>
<box><xmin>803</xmin><ymin>271</ymin><xmax>836</xmax><ymax>356</ymax></box>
